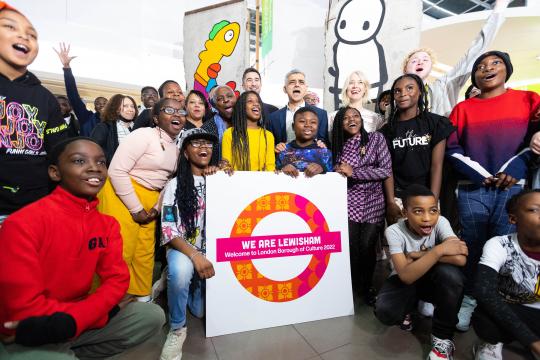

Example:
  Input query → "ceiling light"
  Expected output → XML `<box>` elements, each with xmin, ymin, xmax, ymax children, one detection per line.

<box><xmin>422</xmin><ymin>0</ymin><xmax>458</xmax><ymax>16</ymax></box>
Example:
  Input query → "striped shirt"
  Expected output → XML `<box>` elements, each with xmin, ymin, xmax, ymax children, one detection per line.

<box><xmin>338</xmin><ymin>132</ymin><xmax>392</xmax><ymax>224</ymax></box>
<box><xmin>116</xmin><ymin>120</ymin><xmax>133</xmax><ymax>143</ymax></box>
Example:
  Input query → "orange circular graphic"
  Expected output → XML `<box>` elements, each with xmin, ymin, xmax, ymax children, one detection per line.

<box><xmin>229</xmin><ymin>192</ymin><xmax>331</xmax><ymax>302</ymax></box>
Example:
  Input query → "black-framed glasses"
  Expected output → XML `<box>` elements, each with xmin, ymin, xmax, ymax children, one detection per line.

<box><xmin>190</xmin><ymin>140</ymin><xmax>214</xmax><ymax>148</ymax></box>
<box><xmin>161</xmin><ymin>107</ymin><xmax>187</xmax><ymax>116</ymax></box>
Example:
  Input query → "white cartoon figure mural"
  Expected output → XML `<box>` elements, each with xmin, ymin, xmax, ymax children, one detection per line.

<box><xmin>328</xmin><ymin>0</ymin><xmax>388</xmax><ymax>109</ymax></box>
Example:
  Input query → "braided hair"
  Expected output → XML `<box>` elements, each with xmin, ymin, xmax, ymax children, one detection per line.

<box><xmin>387</xmin><ymin>73</ymin><xmax>430</xmax><ymax>140</ymax></box>
<box><xmin>174</xmin><ymin>147</ymin><xmax>199</xmax><ymax>241</ymax></box>
<box><xmin>331</xmin><ymin>106</ymin><xmax>369</xmax><ymax>165</ymax></box>
<box><xmin>230</xmin><ymin>91</ymin><xmax>269</xmax><ymax>171</ymax></box>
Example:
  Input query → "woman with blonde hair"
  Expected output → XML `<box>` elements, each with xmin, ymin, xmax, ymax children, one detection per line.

<box><xmin>329</xmin><ymin>70</ymin><xmax>385</xmax><ymax>139</ymax></box>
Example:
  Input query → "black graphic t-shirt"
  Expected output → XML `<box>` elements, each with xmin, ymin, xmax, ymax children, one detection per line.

<box><xmin>381</xmin><ymin>112</ymin><xmax>454</xmax><ymax>196</ymax></box>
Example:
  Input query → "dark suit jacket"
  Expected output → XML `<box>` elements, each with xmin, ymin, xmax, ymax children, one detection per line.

<box><xmin>133</xmin><ymin>109</ymin><xmax>152</xmax><ymax>130</ymax></box>
<box><xmin>267</xmin><ymin>105</ymin><xmax>329</xmax><ymax>145</ymax></box>
<box><xmin>262</xmin><ymin>102</ymin><xmax>278</xmax><ymax>123</ymax></box>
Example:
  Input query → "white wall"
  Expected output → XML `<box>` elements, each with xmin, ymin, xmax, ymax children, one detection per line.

<box><xmin>11</xmin><ymin>0</ymin><xmax>187</xmax><ymax>89</ymax></box>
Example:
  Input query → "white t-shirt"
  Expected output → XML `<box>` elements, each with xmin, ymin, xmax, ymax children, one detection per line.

<box><xmin>480</xmin><ymin>234</ymin><xmax>540</xmax><ymax>309</ymax></box>
<box><xmin>385</xmin><ymin>216</ymin><xmax>456</xmax><ymax>275</ymax></box>
<box><xmin>160</xmin><ymin>175</ymin><xmax>206</xmax><ymax>252</ymax></box>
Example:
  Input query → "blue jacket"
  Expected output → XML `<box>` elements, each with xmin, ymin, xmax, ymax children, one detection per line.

<box><xmin>267</xmin><ymin>105</ymin><xmax>329</xmax><ymax>145</ymax></box>
<box><xmin>63</xmin><ymin>68</ymin><xmax>101</xmax><ymax>137</ymax></box>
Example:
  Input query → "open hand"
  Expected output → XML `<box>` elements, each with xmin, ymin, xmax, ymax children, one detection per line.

<box><xmin>53</xmin><ymin>42</ymin><xmax>76</xmax><ymax>68</ymax></box>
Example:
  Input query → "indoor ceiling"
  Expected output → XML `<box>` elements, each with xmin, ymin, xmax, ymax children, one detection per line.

<box><xmin>421</xmin><ymin>15</ymin><xmax>540</xmax><ymax>87</ymax></box>
<box><xmin>422</xmin><ymin>0</ymin><xmax>526</xmax><ymax>19</ymax></box>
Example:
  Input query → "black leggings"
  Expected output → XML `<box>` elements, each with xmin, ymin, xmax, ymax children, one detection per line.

<box><xmin>374</xmin><ymin>263</ymin><xmax>464</xmax><ymax>340</ymax></box>
<box><xmin>473</xmin><ymin>304</ymin><xmax>540</xmax><ymax>347</ymax></box>
<box><xmin>348</xmin><ymin>221</ymin><xmax>382</xmax><ymax>294</ymax></box>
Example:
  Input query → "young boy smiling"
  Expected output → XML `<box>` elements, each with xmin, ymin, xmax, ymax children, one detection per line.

<box><xmin>276</xmin><ymin>107</ymin><xmax>332</xmax><ymax>178</ymax></box>
<box><xmin>0</xmin><ymin>137</ymin><xmax>165</xmax><ymax>359</ymax></box>
<box><xmin>375</xmin><ymin>184</ymin><xmax>467</xmax><ymax>360</ymax></box>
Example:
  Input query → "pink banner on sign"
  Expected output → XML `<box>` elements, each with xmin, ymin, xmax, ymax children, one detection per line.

<box><xmin>216</xmin><ymin>231</ymin><xmax>341</xmax><ymax>262</ymax></box>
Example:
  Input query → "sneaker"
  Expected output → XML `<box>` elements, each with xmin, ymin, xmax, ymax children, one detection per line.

<box><xmin>427</xmin><ymin>335</ymin><xmax>455</xmax><ymax>360</ymax></box>
<box><xmin>152</xmin><ymin>267</ymin><xmax>168</xmax><ymax>302</ymax></box>
<box><xmin>473</xmin><ymin>342</ymin><xmax>503</xmax><ymax>360</ymax></box>
<box><xmin>400</xmin><ymin>313</ymin><xmax>413</xmax><ymax>331</ymax></box>
<box><xmin>136</xmin><ymin>295</ymin><xmax>152</xmax><ymax>303</ymax></box>
<box><xmin>418</xmin><ymin>301</ymin><xmax>434</xmax><ymax>317</ymax></box>
<box><xmin>160</xmin><ymin>327</ymin><xmax>187</xmax><ymax>360</ymax></box>
<box><xmin>456</xmin><ymin>295</ymin><xmax>477</xmax><ymax>331</ymax></box>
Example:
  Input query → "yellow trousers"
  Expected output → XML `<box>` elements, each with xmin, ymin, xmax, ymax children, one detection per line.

<box><xmin>98</xmin><ymin>178</ymin><xmax>159</xmax><ymax>296</ymax></box>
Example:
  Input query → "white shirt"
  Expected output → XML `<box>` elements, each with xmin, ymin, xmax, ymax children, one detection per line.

<box><xmin>285</xmin><ymin>101</ymin><xmax>306</xmax><ymax>143</ymax></box>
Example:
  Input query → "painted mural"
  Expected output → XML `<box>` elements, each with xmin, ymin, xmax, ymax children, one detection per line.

<box><xmin>184</xmin><ymin>1</ymin><xmax>249</xmax><ymax>99</ymax></box>
<box><xmin>324</xmin><ymin>0</ymin><xmax>422</xmax><ymax>111</ymax></box>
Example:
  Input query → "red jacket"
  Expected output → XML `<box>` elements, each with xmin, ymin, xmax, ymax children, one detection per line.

<box><xmin>0</xmin><ymin>186</ymin><xmax>129</xmax><ymax>337</ymax></box>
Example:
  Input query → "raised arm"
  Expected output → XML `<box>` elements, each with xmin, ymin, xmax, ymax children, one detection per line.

<box><xmin>433</xmin><ymin>0</ymin><xmax>509</xmax><ymax>113</ymax></box>
<box><xmin>54</xmin><ymin>43</ymin><xmax>93</xmax><ymax>125</ymax></box>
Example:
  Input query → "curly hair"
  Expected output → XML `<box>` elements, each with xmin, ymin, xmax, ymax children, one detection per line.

<box><xmin>100</xmin><ymin>94</ymin><xmax>138</xmax><ymax>123</ymax></box>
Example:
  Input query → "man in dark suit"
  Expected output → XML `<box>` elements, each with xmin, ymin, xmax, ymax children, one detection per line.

<box><xmin>267</xmin><ymin>69</ymin><xmax>329</xmax><ymax>147</ymax></box>
<box><xmin>241</xmin><ymin>67</ymin><xmax>278</xmax><ymax>121</ymax></box>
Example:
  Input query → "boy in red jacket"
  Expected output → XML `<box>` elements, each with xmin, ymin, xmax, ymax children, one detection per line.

<box><xmin>0</xmin><ymin>137</ymin><xmax>165</xmax><ymax>359</ymax></box>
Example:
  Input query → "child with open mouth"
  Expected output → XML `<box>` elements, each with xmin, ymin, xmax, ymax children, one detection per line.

<box><xmin>375</xmin><ymin>184</ymin><xmax>468</xmax><ymax>360</ymax></box>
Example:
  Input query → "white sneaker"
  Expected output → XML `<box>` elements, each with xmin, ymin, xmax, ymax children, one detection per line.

<box><xmin>427</xmin><ymin>335</ymin><xmax>455</xmax><ymax>360</ymax></box>
<box><xmin>136</xmin><ymin>295</ymin><xmax>152</xmax><ymax>303</ymax></box>
<box><xmin>456</xmin><ymin>295</ymin><xmax>477</xmax><ymax>331</ymax></box>
<box><xmin>418</xmin><ymin>301</ymin><xmax>435</xmax><ymax>317</ymax></box>
<box><xmin>152</xmin><ymin>267</ymin><xmax>168</xmax><ymax>301</ymax></box>
<box><xmin>160</xmin><ymin>327</ymin><xmax>187</xmax><ymax>360</ymax></box>
<box><xmin>473</xmin><ymin>342</ymin><xmax>503</xmax><ymax>360</ymax></box>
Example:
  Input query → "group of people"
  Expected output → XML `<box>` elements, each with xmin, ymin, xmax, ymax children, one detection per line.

<box><xmin>1</xmin><ymin>1</ymin><xmax>540</xmax><ymax>360</ymax></box>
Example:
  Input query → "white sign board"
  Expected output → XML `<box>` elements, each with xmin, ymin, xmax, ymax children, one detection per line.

<box><xmin>205</xmin><ymin>172</ymin><xmax>353</xmax><ymax>337</ymax></box>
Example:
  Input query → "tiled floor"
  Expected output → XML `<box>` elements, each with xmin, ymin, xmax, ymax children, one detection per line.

<box><xmin>114</xmin><ymin>261</ymin><xmax>532</xmax><ymax>360</ymax></box>
<box><xmin>114</xmin><ymin>299</ymin><xmax>532</xmax><ymax>360</ymax></box>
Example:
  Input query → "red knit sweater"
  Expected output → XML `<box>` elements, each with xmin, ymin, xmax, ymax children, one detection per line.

<box><xmin>0</xmin><ymin>186</ymin><xmax>129</xmax><ymax>337</ymax></box>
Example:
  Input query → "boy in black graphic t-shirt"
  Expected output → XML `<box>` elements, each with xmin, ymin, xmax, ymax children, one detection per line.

<box><xmin>381</xmin><ymin>74</ymin><xmax>455</xmax><ymax>224</ymax></box>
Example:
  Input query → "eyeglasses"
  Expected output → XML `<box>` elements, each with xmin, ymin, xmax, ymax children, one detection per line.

<box><xmin>161</xmin><ymin>107</ymin><xmax>187</xmax><ymax>116</ymax></box>
<box><xmin>190</xmin><ymin>140</ymin><xmax>214</xmax><ymax>148</ymax></box>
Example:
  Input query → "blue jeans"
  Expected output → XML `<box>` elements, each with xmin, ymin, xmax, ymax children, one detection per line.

<box><xmin>166</xmin><ymin>248</ymin><xmax>205</xmax><ymax>330</ymax></box>
<box><xmin>457</xmin><ymin>184</ymin><xmax>522</xmax><ymax>293</ymax></box>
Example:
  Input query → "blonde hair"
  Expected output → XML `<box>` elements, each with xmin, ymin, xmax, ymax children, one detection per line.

<box><xmin>402</xmin><ymin>48</ymin><xmax>437</xmax><ymax>74</ymax></box>
<box><xmin>341</xmin><ymin>70</ymin><xmax>370</xmax><ymax>107</ymax></box>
